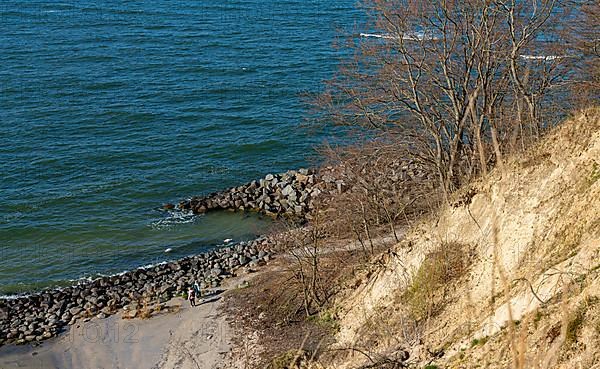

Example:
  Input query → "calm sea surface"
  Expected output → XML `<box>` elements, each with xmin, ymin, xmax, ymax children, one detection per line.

<box><xmin>0</xmin><ymin>0</ymin><xmax>360</xmax><ymax>294</ymax></box>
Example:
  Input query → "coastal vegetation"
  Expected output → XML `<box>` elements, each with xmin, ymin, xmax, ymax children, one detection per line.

<box><xmin>221</xmin><ymin>0</ymin><xmax>599</xmax><ymax>368</ymax></box>
<box><xmin>225</xmin><ymin>105</ymin><xmax>599</xmax><ymax>369</ymax></box>
<box><xmin>1</xmin><ymin>0</ymin><xmax>598</xmax><ymax>368</ymax></box>
<box><xmin>318</xmin><ymin>0</ymin><xmax>597</xmax><ymax>197</ymax></box>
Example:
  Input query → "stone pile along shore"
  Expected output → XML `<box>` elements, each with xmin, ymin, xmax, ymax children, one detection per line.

<box><xmin>0</xmin><ymin>238</ymin><xmax>274</xmax><ymax>347</ymax></box>
<box><xmin>0</xmin><ymin>162</ymin><xmax>429</xmax><ymax>347</ymax></box>
<box><xmin>177</xmin><ymin>168</ymin><xmax>329</xmax><ymax>218</ymax></box>
<box><xmin>175</xmin><ymin>162</ymin><xmax>432</xmax><ymax>219</ymax></box>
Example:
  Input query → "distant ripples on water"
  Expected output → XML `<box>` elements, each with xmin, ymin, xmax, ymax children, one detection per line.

<box><xmin>0</xmin><ymin>0</ymin><xmax>361</xmax><ymax>294</ymax></box>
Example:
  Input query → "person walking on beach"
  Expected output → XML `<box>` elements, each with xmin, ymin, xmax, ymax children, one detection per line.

<box><xmin>193</xmin><ymin>280</ymin><xmax>202</xmax><ymax>298</ymax></box>
<box><xmin>188</xmin><ymin>287</ymin><xmax>196</xmax><ymax>307</ymax></box>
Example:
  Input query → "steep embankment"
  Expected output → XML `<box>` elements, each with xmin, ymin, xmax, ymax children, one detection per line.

<box><xmin>323</xmin><ymin>109</ymin><xmax>600</xmax><ymax>368</ymax></box>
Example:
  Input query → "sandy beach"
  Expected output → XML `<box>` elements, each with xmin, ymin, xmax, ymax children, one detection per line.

<box><xmin>0</xmin><ymin>294</ymin><xmax>232</xmax><ymax>369</ymax></box>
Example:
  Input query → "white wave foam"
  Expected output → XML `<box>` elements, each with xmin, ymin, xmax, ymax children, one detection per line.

<box><xmin>138</xmin><ymin>261</ymin><xmax>168</xmax><ymax>270</ymax></box>
<box><xmin>150</xmin><ymin>209</ymin><xmax>198</xmax><ymax>230</ymax></box>
<box><xmin>360</xmin><ymin>32</ymin><xmax>395</xmax><ymax>39</ymax></box>
<box><xmin>359</xmin><ymin>34</ymin><xmax>566</xmax><ymax>60</ymax></box>
<box><xmin>360</xmin><ymin>31</ymin><xmax>439</xmax><ymax>41</ymax></box>
<box><xmin>520</xmin><ymin>54</ymin><xmax>564</xmax><ymax>61</ymax></box>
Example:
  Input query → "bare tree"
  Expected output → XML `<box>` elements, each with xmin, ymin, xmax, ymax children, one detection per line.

<box><xmin>273</xmin><ymin>209</ymin><xmax>333</xmax><ymax>317</ymax></box>
<box><xmin>318</xmin><ymin>0</ymin><xmax>587</xmax><ymax>199</ymax></box>
<box><xmin>317</xmin><ymin>136</ymin><xmax>437</xmax><ymax>250</ymax></box>
<box><xmin>564</xmin><ymin>1</ymin><xmax>600</xmax><ymax>107</ymax></box>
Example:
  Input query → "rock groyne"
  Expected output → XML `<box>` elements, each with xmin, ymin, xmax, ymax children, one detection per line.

<box><xmin>177</xmin><ymin>168</ymin><xmax>325</xmax><ymax>218</ymax></box>
<box><xmin>1</xmin><ymin>162</ymin><xmax>425</xmax><ymax>347</ymax></box>
<box><xmin>0</xmin><ymin>238</ymin><xmax>273</xmax><ymax>346</ymax></box>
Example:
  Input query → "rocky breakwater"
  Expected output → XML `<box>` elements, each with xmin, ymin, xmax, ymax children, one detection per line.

<box><xmin>177</xmin><ymin>169</ymin><xmax>325</xmax><ymax>218</ymax></box>
<box><xmin>175</xmin><ymin>161</ymin><xmax>429</xmax><ymax>220</ymax></box>
<box><xmin>0</xmin><ymin>239</ymin><xmax>274</xmax><ymax>346</ymax></box>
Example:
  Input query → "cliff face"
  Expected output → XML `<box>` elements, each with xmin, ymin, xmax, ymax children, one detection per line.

<box><xmin>322</xmin><ymin>109</ymin><xmax>600</xmax><ymax>368</ymax></box>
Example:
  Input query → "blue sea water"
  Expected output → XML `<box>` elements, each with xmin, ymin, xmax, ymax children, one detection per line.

<box><xmin>0</xmin><ymin>0</ymin><xmax>361</xmax><ymax>294</ymax></box>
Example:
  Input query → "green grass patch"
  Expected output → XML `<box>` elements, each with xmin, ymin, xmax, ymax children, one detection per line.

<box><xmin>589</xmin><ymin>162</ymin><xmax>600</xmax><ymax>186</ymax></box>
<box><xmin>308</xmin><ymin>308</ymin><xmax>340</xmax><ymax>332</ymax></box>
<box><xmin>534</xmin><ymin>310</ymin><xmax>543</xmax><ymax>323</ymax></box>
<box><xmin>470</xmin><ymin>336</ymin><xmax>488</xmax><ymax>347</ymax></box>
<box><xmin>403</xmin><ymin>242</ymin><xmax>469</xmax><ymax>321</ymax></box>
<box><xmin>565</xmin><ymin>304</ymin><xmax>586</xmax><ymax>345</ymax></box>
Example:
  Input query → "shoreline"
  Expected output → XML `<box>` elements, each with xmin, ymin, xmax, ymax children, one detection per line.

<box><xmin>0</xmin><ymin>236</ymin><xmax>274</xmax><ymax>348</ymax></box>
<box><xmin>0</xmin><ymin>166</ymin><xmax>346</xmax><ymax>348</ymax></box>
<box><xmin>0</xmin><ymin>289</ymin><xmax>235</xmax><ymax>369</ymax></box>
<box><xmin>0</xmin><ymin>244</ymin><xmax>230</xmax><ymax>301</ymax></box>
<box><xmin>0</xmin><ymin>167</ymin><xmax>322</xmax><ymax>300</ymax></box>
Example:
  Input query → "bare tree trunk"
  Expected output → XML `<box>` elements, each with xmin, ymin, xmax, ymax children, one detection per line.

<box><xmin>490</xmin><ymin>122</ymin><xmax>504</xmax><ymax>173</ymax></box>
<box><xmin>471</xmin><ymin>99</ymin><xmax>487</xmax><ymax>176</ymax></box>
<box><xmin>359</xmin><ymin>200</ymin><xmax>375</xmax><ymax>254</ymax></box>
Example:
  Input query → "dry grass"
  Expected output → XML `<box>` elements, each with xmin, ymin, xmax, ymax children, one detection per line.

<box><xmin>223</xmin><ymin>261</ymin><xmax>333</xmax><ymax>368</ymax></box>
<box><xmin>307</xmin><ymin>109</ymin><xmax>600</xmax><ymax>369</ymax></box>
<box><xmin>269</xmin><ymin>348</ymin><xmax>309</xmax><ymax>369</ymax></box>
<box><xmin>222</xmin><ymin>239</ymin><xmax>372</xmax><ymax>367</ymax></box>
<box><xmin>219</xmin><ymin>109</ymin><xmax>599</xmax><ymax>369</ymax></box>
<box><xmin>403</xmin><ymin>242</ymin><xmax>470</xmax><ymax>322</ymax></box>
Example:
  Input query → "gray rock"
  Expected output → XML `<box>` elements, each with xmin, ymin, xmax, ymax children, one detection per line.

<box><xmin>160</xmin><ymin>284</ymin><xmax>175</xmax><ymax>295</ymax></box>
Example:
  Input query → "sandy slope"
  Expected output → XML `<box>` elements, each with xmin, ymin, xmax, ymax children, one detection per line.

<box><xmin>0</xmin><ymin>295</ymin><xmax>231</xmax><ymax>369</ymax></box>
<box><xmin>321</xmin><ymin>109</ymin><xmax>600</xmax><ymax>368</ymax></box>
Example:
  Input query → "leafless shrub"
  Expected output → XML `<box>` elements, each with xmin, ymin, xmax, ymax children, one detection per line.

<box><xmin>272</xmin><ymin>209</ymin><xmax>343</xmax><ymax>318</ymax></box>
<box><xmin>564</xmin><ymin>1</ymin><xmax>600</xmax><ymax>109</ymax></box>
<box><xmin>315</xmin><ymin>135</ymin><xmax>441</xmax><ymax>254</ymax></box>
<box><xmin>403</xmin><ymin>242</ymin><xmax>469</xmax><ymax>322</ymax></box>
<box><xmin>316</xmin><ymin>0</ymin><xmax>594</xmax><ymax>199</ymax></box>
